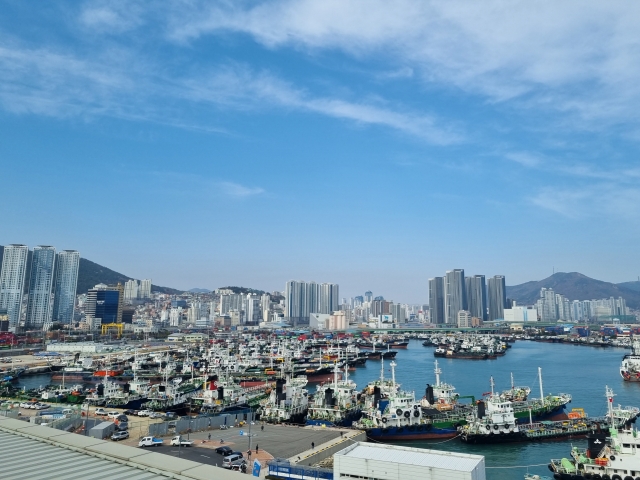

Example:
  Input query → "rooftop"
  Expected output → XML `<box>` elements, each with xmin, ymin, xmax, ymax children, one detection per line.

<box><xmin>336</xmin><ymin>442</ymin><xmax>484</xmax><ymax>472</ymax></box>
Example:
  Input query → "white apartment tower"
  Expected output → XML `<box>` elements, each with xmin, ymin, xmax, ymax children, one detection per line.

<box><xmin>124</xmin><ymin>280</ymin><xmax>139</xmax><ymax>300</ymax></box>
<box><xmin>25</xmin><ymin>246</ymin><xmax>57</xmax><ymax>328</ymax></box>
<box><xmin>0</xmin><ymin>244</ymin><xmax>29</xmax><ymax>330</ymax></box>
<box><xmin>139</xmin><ymin>279</ymin><xmax>152</xmax><ymax>299</ymax></box>
<box><xmin>52</xmin><ymin>250</ymin><xmax>80</xmax><ymax>324</ymax></box>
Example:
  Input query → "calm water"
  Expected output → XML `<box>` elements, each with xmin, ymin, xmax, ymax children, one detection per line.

<box><xmin>16</xmin><ymin>339</ymin><xmax>638</xmax><ymax>479</ymax></box>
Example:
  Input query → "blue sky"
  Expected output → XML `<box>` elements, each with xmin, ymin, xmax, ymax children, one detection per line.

<box><xmin>1</xmin><ymin>1</ymin><xmax>640</xmax><ymax>303</ymax></box>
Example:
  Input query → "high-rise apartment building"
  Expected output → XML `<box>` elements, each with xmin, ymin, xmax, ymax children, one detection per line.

<box><xmin>124</xmin><ymin>280</ymin><xmax>139</xmax><ymax>300</ymax></box>
<box><xmin>444</xmin><ymin>269</ymin><xmax>466</xmax><ymax>325</ymax></box>
<box><xmin>428</xmin><ymin>277</ymin><xmax>445</xmax><ymax>324</ymax></box>
<box><xmin>285</xmin><ymin>280</ymin><xmax>309</xmax><ymax>323</ymax></box>
<box><xmin>139</xmin><ymin>279</ymin><xmax>152</xmax><ymax>299</ymax></box>
<box><xmin>465</xmin><ymin>275</ymin><xmax>487</xmax><ymax>321</ymax></box>
<box><xmin>285</xmin><ymin>280</ymin><xmax>339</xmax><ymax>323</ymax></box>
<box><xmin>52</xmin><ymin>250</ymin><xmax>80</xmax><ymax>324</ymax></box>
<box><xmin>319</xmin><ymin>283</ymin><xmax>339</xmax><ymax>314</ymax></box>
<box><xmin>25</xmin><ymin>246</ymin><xmax>57</xmax><ymax>328</ymax></box>
<box><xmin>0</xmin><ymin>244</ymin><xmax>29</xmax><ymax>330</ymax></box>
<box><xmin>487</xmin><ymin>275</ymin><xmax>507</xmax><ymax>321</ymax></box>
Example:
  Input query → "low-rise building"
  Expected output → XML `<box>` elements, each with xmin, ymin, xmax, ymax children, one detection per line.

<box><xmin>334</xmin><ymin>442</ymin><xmax>485</xmax><ymax>480</ymax></box>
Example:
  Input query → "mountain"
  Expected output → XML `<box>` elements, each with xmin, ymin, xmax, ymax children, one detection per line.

<box><xmin>0</xmin><ymin>245</ymin><xmax>183</xmax><ymax>295</ymax></box>
<box><xmin>618</xmin><ymin>281</ymin><xmax>640</xmax><ymax>293</ymax></box>
<box><xmin>188</xmin><ymin>288</ymin><xmax>211</xmax><ymax>293</ymax></box>
<box><xmin>507</xmin><ymin>272</ymin><xmax>640</xmax><ymax>309</ymax></box>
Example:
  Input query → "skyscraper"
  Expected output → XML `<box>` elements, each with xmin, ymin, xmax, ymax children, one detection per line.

<box><xmin>319</xmin><ymin>283</ymin><xmax>339</xmax><ymax>314</ymax></box>
<box><xmin>444</xmin><ymin>269</ymin><xmax>466</xmax><ymax>325</ymax></box>
<box><xmin>465</xmin><ymin>275</ymin><xmax>487</xmax><ymax>321</ymax></box>
<box><xmin>428</xmin><ymin>277</ymin><xmax>445</xmax><ymax>324</ymax></box>
<box><xmin>139</xmin><ymin>279</ymin><xmax>152</xmax><ymax>299</ymax></box>
<box><xmin>487</xmin><ymin>275</ymin><xmax>507</xmax><ymax>321</ymax></box>
<box><xmin>124</xmin><ymin>279</ymin><xmax>139</xmax><ymax>300</ymax></box>
<box><xmin>52</xmin><ymin>250</ymin><xmax>80</xmax><ymax>324</ymax></box>
<box><xmin>285</xmin><ymin>280</ymin><xmax>308</xmax><ymax>324</ymax></box>
<box><xmin>0</xmin><ymin>244</ymin><xmax>29</xmax><ymax>330</ymax></box>
<box><xmin>25</xmin><ymin>246</ymin><xmax>56</xmax><ymax>328</ymax></box>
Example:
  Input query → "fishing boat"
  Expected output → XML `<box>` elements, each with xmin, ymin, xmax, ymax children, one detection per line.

<box><xmin>306</xmin><ymin>363</ymin><xmax>361</xmax><ymax>427</ymax></box>
<box><xmin>620</xmin><ymin>341</ymin><xmax>640</xmax><ymax>382</ymax></box>
<box><xmin>464</xmin><ymin>385</ymin><xmax>639</xmax><ymax>445</ymax></box>
<box><xmin>258</xmin><ymin>371</ymin><xmax>309</xmax><ymax>424</ymax></box>
<box><xmin>353</xmin><ymin>360</ymin><xmax>470</xmax><ymax>440</ymax></box>
<box><xmin>546</xmin><ymin>387</ymin><xmax>640</xmax><ymax>480</ymax></box>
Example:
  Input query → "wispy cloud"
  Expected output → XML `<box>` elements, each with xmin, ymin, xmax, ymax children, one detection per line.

<box><xmin>166</xmin><ymin>1</ymin><xmax>640</xmax><ymax>129</ymax></box>
<box><xmin>219</xmin><ymin>182</ymin><xmax>265</xmax><ymax>198</ymax></box>
<box><xmin>151</xmin><ymin>171</ymin><xmax>265</xmax><ymax>199</ymax></box>
<box><xmin>0</xmin><ymin>34</ymin><xmax>458</xmax><ymax>144</ymax></box>
<box><xmin>530</xmin><ymin>184</ymin><xmax>640</xmax><ymax>219</ymax></box>
<box><xmin>504</xmin><ymin>152</ymin><xmax>543</xmax><ymax>168</ymax></box>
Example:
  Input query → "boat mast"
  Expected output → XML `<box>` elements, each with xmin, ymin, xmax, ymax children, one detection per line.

<box><xmin>390</xmin><ymin>361</ymin><xmax>397</xmax><ymax>391</ymax></box>
<box><xmin>538</xmin><ymin>367</ymin><xmax>544</xmax><ymax>400</ymax></box>
<box><xmin>510</xmin><ymin>372</ymin><xmax>514</xmax><ymax>391</ymax></box>
<box><xmin>606</xmin><ymin>385</ymin><xmax>614</xmax><ymax>421</ymax></box>
<box><xmin>434</xmin><ymin>360</ymin><xmax>441</xmax><ymax>387</ymax></box>
<box><xmin>490</xmin><ymin>376</ymin><xmax>495</xmax><ymax>396</ymax></box>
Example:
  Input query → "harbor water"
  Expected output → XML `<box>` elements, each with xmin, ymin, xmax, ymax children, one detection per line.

<box><xmin>14</xmin><ymin>339</ymin><xmax>638</xmax><ymax>479</ymax></box>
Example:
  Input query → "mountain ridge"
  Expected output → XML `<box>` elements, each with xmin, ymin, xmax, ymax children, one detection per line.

<box><xmin>506</xmin><ymin>272</ymin><xmax>640</xmax><ymax>309</ymax></box>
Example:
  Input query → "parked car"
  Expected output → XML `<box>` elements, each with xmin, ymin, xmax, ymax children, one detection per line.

<box><xmin>149</xmin><ymin>412</ymin><xmax>163</xmax><ymax>419</ymax></box>
<box><xmin>215</xmin><ymin>446</ymin><xmax>233</xmax><ymax>456</ymax></box>
<box><xmin>106</xmin><ymin>411</ymin><xmax>120</xmax><ymax>419</ymax></box>
<box><xmin>116</xmin><ymin>422</ymin><xmax>129</xmax><ymax>431</ymax></box>
<box><xmin>164</xmin><ymin>411</ymin><xmax>177</xmax><ymax>419</ymax></box>
<box><xmin>137</xmin><ymin>409</ymin><xmax>152</xmax><ymax>417</ymax></box>
<box><xmin>20</xmin><ymin>402</ymin><xmax>33</xmax><ymax>409</ymax></box>
<box><xmin>111</xmin><ymin>430</ymin><xmax>129</xmax><ymax>441</ymax></box>
<box><xmin>94</xmin><ymin>408</ymin><xmax>107</xmax><ymax>416</ymax></box>
<box><xmin>34</xmin><ymin>403</ymin><xmax>49</xmax><ymax>410</ymax></box>
<box><xmin>115</xmin><ymin>414</ymin><xmax>128</xmax><ymax>422</ymax></box>
<box><xmin>222</xmin><ymin>453</ymin><xmax>244</xmax><ymax>469</ymax></box>
<box><xmin>123</xmin><ymin>409</ymin><xmax>136</xmax><ymax>415</ymax></box>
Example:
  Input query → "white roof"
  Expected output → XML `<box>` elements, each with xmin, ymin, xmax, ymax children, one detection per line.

<box><xmin>337</xmin><ymin>442</ymin><xmax>483</xmax><ymax>472</ymax></box>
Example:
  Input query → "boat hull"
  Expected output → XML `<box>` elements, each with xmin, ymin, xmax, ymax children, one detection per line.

<box><xmin>365</xmin><ymin>424</ymin><xmax>458</xmax><ymax>441</ymax></box>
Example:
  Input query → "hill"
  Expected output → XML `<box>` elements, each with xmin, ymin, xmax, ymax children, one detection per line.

<box><xmin>507</xmin><ymin>272</ymin><xmax>640</xmax><ymax>309</ymax></box>
<box><xmin>0</xmin><ymin>245</ymin><xmax>182</xmax><ymax>295</ymax></box>
<box><xmin>618</xmin><ymin>281</ymin><xmax>640</xmax><ymax>293</ymax></box>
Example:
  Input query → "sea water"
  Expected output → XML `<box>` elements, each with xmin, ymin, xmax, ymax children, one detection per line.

<box><xmin>16</xmin><ymin>339</ymin><xmax>638</xmax><ymax>479</ymax></box>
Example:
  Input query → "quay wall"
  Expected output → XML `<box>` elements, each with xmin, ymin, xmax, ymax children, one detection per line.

<box><xmin>294</xmin><ymin>430</ymin><xmax>366</xmax><ymax>467</ymax></box>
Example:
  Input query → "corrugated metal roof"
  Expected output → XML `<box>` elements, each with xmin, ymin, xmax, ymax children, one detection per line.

<box><xmin>0</xmin><ymin>416</ymin><xmax>242</xmax><ymax>480</ymax></box>
<box><xmin>0</xmin><ymin>430</ymin><xmax>166</xmax><ymax>480</ymax></box>
<box><xmin>337</xmin><ymin>442</ymin><xmax>483</xmax><ymax>472</ymax></box>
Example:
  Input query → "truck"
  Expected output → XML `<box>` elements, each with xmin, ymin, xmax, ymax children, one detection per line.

<box><xmin>170</xmin><ymin>435</ymin><xmax>194</xmax><ymax>447</ymax></box>
<box><xmin>138</xmin><ymin>436</ymin><xmax>163</xmax><ymax>447</ymax></box>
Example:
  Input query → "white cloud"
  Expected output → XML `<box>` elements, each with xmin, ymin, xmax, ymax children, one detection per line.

<box><xmin>218</xmin><ymin>182</ymin><xmax>265</xmax><ymax>198</ymax></box>
<box><xmin>504</xmin><ymin>152</ymin><xmax>543</xmax><ymax>168</ymax></box>
<box><xmin>79</xmin><ymin>0</ymin><xmax>146</xmax><ymax>33</ymax></box>
<box><xmin>166</xmin><ymin>1</ymin><xmax>640</xmax><ymax>128</ymax></box>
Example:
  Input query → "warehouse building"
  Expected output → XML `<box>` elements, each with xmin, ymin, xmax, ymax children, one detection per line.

<box><xmin>334</xmin><ymin>442</ymin><xmax>485</xmax><ymax>480</ymax></box>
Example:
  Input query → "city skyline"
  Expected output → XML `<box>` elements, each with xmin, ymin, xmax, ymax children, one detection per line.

<box><xmin>2</xmin><ymin>2</ymin><xmax>640</xmax><ymax>304</ymax></box>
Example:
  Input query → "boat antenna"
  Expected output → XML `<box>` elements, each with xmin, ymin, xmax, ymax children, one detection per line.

<box><xmin>490</xmin><ymin>376</ymin><xmax>495</xmax><ymax>397</ymax></box>
<box><xmin>511</xmin><ymin>372</ymin><xmax>514</xmax><ymax>391</ymax></box>
<box><xmin>380</xmin><ymin>355</ymin><xmax>385</xmax><ymax>383</ymax></box>
<box><xmin>434</xmin><ymin>360</ymin><xmax>441</xmax><ymax>387</ymax></box>
<box><xmin>538</xmin><ymin>367</ymin><xmax>544</xmax><ymax>400</ymax></box>
<box><xmin>334</xmin><ymin>362</ymin><xmax>338</xmax><ymax>389</ymax></box>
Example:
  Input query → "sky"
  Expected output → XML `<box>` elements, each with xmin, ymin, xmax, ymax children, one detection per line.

<box><xmin>1</xmin><ymin>1</ymin><xmax>640</xmax><ymax>303</ymax></box>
